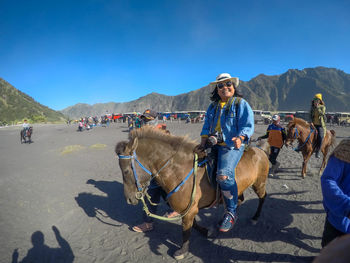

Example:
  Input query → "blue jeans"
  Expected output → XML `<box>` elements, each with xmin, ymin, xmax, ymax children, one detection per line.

<box><xmin>213</xmin><ymin>144</ymin><xmax>245</xmax><ymax>215</ymax></box>
<box><xmin>314</xmin><ymin>125</ymin><xmax>324</xmax><ymax>153</ymax></box>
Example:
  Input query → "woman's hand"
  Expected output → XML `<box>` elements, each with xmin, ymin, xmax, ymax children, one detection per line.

<box><xmin>232</xmin><ymin>136</ymin><xmax>245</xmax><ymax>149</ymax></box>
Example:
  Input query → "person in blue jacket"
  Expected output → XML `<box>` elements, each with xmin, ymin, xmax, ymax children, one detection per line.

<box><xmin>197</xmin><ymin>73</ymin><xmax>254</xmax><ymax>232</ymax></box>
<box><xmin>321</xmin><ymin>138</ymin><xmax>350</xmax><ymax>247</ymax></box>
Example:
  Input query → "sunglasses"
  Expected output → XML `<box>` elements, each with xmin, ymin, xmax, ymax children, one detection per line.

<box><xmin>217</xmin><ymin>81</ymin><xmax>233</xmax><ymax>89</ymax></box>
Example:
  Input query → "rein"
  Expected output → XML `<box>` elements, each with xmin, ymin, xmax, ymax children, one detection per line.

<box><xmin>118</xmin><ymin>149</ymin><xmax>199</xmax><ymax>221</ymax></box>
<box><xmin>292</xmin><ymin>125</ymin><xmax>315</xmax><ymax>151</ymax></box>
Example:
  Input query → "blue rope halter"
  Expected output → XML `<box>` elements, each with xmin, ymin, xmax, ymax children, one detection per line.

<box><xmin>118</xmin><ymin>151</ymin><xmax>205</xmax><ymax>200</ymax></box>
<box><xmin>118</xmin><ymin>151</ymin><xmax>152</xmax><ymax>192</ymax></box>
<box><xmin>293</xmin><ymin>125</ymin><xmax>315</xmax><ymax>152</ymax></box>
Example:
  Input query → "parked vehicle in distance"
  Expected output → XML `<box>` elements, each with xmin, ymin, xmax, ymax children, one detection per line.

<box><xmin>295</xmin><ymin>111</ymin><xmax>311</xmax><ymax>122</ymax></box>
<box><xmin>261</xmin><ymin>111</ymin><xmax>272</xmax><ymax>124</ymax></box>
<box><xmin>277</xmin><ymin>111</ymin><xmax>295</xmax><ymax>123</ymax></box>
<box><xmin>335</xmin><ymin>112</ymin><xmax>350</xmax><ymax>126</ymax></box>
<box><xmin>253</xmin><ymin>110</ymin><xmax>264</xmax><ymax>124</ymax></box>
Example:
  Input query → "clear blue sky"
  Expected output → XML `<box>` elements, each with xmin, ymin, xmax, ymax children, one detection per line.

<box><xmin>1</xmin><ymin>0</ymin><xmax>349</xmax><ymax>110</ymax></box>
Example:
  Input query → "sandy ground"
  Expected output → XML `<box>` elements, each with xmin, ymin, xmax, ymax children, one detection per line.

<box><xmin>0</xmin><ymin>121</ymin><xmax>349</xmax><ymax>263</ymax></box>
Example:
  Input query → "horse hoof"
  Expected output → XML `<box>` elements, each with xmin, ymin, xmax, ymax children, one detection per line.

<box><xmin>207</xmin><ymin>225</ymin><xmax>219</xmax><ymax>238</ymax></box>
<box><xmin>174</xmin><ymin>249</ymin><xmax>187</xmax><ymax>260</ymax></box>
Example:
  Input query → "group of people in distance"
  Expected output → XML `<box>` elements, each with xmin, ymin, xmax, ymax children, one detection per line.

<box><xmin>129</xmin><ymin>72</ymin><xmax>349</xmax><ymax>258</ymax></box>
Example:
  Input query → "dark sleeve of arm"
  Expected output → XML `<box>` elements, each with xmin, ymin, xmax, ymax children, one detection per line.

<box><xmin>259</xmin><ymin>130</ymin><xmax>269</xmax><ymax>139</ymax></box>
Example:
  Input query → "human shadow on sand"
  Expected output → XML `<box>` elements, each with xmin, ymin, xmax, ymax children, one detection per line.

<box><xmin>75</xmin><ymin>179</ymin><xmax>146</xmax><ymax>227</ymax></box>
<box><xmin>11</xmin><ymin>226</ymin><xmax>74</xmax><ymax>263</ymax></box>
<box><xmin>75</xmin><ymin>180</ymin><xmax>322</xmax><ymax>262</ymax></box>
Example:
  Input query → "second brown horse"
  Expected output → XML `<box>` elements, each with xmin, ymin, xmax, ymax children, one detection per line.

<box><xmin>285</xmin><ymin>117</ymin><xmax>336</xmax><ymax>178</ymax></box>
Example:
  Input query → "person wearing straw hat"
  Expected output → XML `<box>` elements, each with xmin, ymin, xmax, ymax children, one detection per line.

<box><xmin>310</xmin><ymin>93</ymin><xmax>326</xmax><ymax>158</ymax></box>
<box><xmin>197</xmin><ymin>73</ymin><xmax>254</xmax><ymax>232</ymax></box>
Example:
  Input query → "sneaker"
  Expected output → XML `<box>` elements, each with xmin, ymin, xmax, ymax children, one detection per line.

<box><xmin>219</xmin><ymin>213</ymin><xmax>237</xmax><ymax>232</ymax></box>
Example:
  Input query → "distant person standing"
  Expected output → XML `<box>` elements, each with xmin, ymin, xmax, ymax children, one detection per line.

<box><xmin>78</xmin><ymin>119</ymin><xmax>84</xmax><ymax>132</ymax></box>
<box><xmin>22</xmin><ymin>119</ymin><xmax>29</xmax><ymax>132</ymax></box>
<box><xmin>140</xmin><ymin>109</ymin><xmax>158</xmax><ymax>127</ymax></box>
<box><xmin>320</xmin><ymin>139</ymin><xmax>350</xmax><ymax>248</ymax></box>
<box><xmin>257</xmin><ymin>114</ymin><xmax>286</xmax><ymax>176</ymax></box>
<box><xmin>310</xmin><ymin>93</ymin><xmax>326</xmax><ymax>158</ymax></box>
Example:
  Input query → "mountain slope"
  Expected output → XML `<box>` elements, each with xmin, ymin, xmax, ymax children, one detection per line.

<box><xmin>61</xmin><ymin>67</ymin><xmax>350</xmax><ymax>119</ymax></box>
<box><xmin>0</xmin><ymin>78</ymin><xmax>66</xmax><ymax>124</ymax></box>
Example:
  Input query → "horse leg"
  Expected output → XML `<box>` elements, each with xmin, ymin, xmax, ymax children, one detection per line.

<box><xmin>319</xmin><ymin>142</ymin><xmax>329</xmax><ymax>175</ymax></box>
<box><xmin>251</xmin><ymin>184</ymin><xmax>267</xmax><ymax>222</ymax></box>
<box><xmin>252</xmin><ymin>193</ymin><xmax>267</xmax><ymax>222</ymax></box>
<box><xmin>238</xmin><ymin>194</ymin><xmax>244</xmax><ymax>206</ymax></box>
<box><xmin>301</xmin><ymin>147</ymin><xmax>313</xmax><ymax>178</ymax></box>
<box><xmin>193</xmin><ymin>218</ymin><xmax>208</xmax><ymax>237</ymax></box>
<box><xmin>173</xmin><ymin>212</ymin><xmax>196</xmax><ymax>260</ymax></box>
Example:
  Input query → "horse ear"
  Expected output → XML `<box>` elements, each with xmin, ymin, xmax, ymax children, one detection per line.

<box><xmin>125</xmin><ymin>137</ymin><xmax>138</xmax><ymax>153</ymax></box>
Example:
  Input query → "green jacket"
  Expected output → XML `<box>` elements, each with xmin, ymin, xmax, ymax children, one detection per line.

<box><xmin>310</xmin><ymin>104</ymin><xmax>326</xmax><ymax>128</ymax></box>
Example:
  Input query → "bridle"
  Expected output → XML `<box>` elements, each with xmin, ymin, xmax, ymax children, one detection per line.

<box><xmin>118</xmin><ymin>147</ymin><xmax>201</xmax><ymax>221</ymax></box>
<box><xmin>118</xmin><ymin>150</ymin><xmax>171</xmax><ymax>195</ymax></box>
<box><xmin>289</xmin><ymin>124</ymin><xmax>315</xmax><ymax>151</ymax></box>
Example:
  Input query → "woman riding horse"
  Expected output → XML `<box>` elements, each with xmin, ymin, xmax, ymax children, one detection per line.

<box><xmin>285</xmin><ymin>117</ymin><xmax>335</xmax><ymax>178</ymax></box>
<box><xmin>310</xmin><ymin>93</ymin><xmax>326</xmax><ymax>158</ymax></box>
<box><xmin>197</xmin><ymin>73</ymin><xmax>255</xmax><ymax>232</ymax></box>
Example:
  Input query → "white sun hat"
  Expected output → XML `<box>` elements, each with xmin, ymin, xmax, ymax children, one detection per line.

<box><xmin>210</xmin><ymin>73</ymin><xmax>239</xmax><ymax>88</ymax></box>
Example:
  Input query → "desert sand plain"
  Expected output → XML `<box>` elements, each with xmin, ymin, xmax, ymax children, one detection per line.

<box><xmin>0</xmin><ymin>121</ymin><xmax>349</xmax><ymax>263</ymax></box>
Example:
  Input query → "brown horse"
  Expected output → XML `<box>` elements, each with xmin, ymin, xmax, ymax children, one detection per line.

<box><xmin>115</xmin><ymin>126</ymin><xmax>269</xmax><ymax>259</ymax></box>
<box><xmin>285</xmin><ymin>118</ymin><xmax>336</xmax><ymax>178</ymax></box>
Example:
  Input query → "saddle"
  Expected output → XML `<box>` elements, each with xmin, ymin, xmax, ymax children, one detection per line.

<box><xmin>198</xmin><ymin>145</ymin><xmax>250</xmax><ymax>208</ymax></box>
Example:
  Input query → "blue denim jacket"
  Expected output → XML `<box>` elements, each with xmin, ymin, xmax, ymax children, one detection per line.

<box><xmin>200</xmin><ymin>97</ymin><xmax>254</xmax><ymax>147</ymax></box>
<box><xmin>321</xmin><ymin>155</ymin><xmax>350</xmax><ymax>233</ymax></box>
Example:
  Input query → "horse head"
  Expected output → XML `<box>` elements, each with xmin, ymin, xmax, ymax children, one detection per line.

<box><xmin>285</xmin><ymin>121</ymin><xmax>297</xmax><ymax>147</ymax></box>
<box><xmin>115</xmin><ymin>136</ymin><xmax>141</xmax><ymax>205</ymax></box>
<box><xmin>115</xmin><ymin>126</ymin><xmax>196</xmax><ymax>206</ymax></box>
<box><xmin>285</xmin><ymin>117</ymin><xmax>312</xmax><ymax>148</ymax></box>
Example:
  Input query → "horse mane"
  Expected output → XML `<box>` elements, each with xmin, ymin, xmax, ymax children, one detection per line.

<box><xmin>129</xmin><ymin>126</ymin><xmax>197</xmax><ymax>153</ymax></box>
<box><xmin>288</xmin><ymin>117</ymin><xmax>309</xmax><ymax>128</ymax></box>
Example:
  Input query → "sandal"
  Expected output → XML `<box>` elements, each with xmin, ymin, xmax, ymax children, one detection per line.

<box><xmin>166</xmin><ymin>211</ymin><xmax>180</xmax><ymax>218</ymax></box>
<box><xmin>132</xmin><ymin>222</ymin><xmax>153</xmax><ymax>233</ymax></box>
